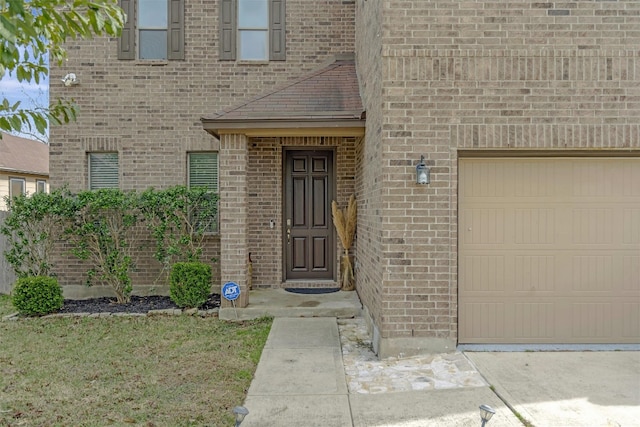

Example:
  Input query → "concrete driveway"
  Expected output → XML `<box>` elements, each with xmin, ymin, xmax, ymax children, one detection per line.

<box><xmin>466</xmin><ymin>352</ymin><xmax>640</xmax><ymax>427</ymax></box>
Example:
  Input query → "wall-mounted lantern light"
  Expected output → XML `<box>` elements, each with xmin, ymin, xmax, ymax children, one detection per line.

<box><xmin>416</xmin><ymin>155</ymin><xmax>430</xmax><ymax>184</ymax></box>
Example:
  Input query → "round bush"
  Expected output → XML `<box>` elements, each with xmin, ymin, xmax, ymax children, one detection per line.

<box><xmin>169</xmin><ymin>262</ymin><xmax>212</xmax><ymax>308</ymax></box>
<box><xmin>12</xmin><ymin>276</ymin><xmax>64</xmax><ymax>316</ymax></box>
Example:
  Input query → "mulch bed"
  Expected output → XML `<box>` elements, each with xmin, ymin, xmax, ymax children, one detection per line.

<box><xmin>57</xmin><ymin>294</ymin><xmax>221</xmax><ymax>314</ymax></box>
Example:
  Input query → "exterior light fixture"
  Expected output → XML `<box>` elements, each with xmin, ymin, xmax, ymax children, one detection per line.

<box><xmin>416</xmin><ymin>155</ymin><xmax>430</xmax><ymax>184</ymax></box>
<box><xmin>61</xmin><ymin>73</ymin><xmax>79</xmax><ymax>86</ymax></box>
<box><xmin>232</xmin><ymin>406</ymin><xmax>249</xmax><ymax>427</ymax></box>
<box><xmin>479</xmin><ymin>404</ymin><xmax>496</xmax><ymax>427</ymax></box>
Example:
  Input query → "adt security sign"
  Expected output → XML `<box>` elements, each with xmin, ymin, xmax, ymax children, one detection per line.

<box><xmin>222</xmin><ymin>282</ymin><xmax>241</xmax><ymax>301</ymax></box>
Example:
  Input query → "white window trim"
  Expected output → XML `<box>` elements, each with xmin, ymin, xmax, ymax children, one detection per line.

<box><xmin>9</xmin><ymin>177</ymin><xmax>26</xmax><ymax>198</ymax></box>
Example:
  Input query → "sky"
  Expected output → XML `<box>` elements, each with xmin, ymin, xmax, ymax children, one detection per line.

<box><xmin>0</xmin><ymin>49</ymin><xmax>50</xmax><ymax>142</ymax></box>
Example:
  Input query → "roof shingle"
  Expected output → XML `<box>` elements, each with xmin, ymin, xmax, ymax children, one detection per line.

<box><xmin>203</xmin><ymin>56</ymin><xmax>363</xmax><ymax>122</ymax></box>
<box><xmin>0</xmin><ymin>133</ymin><xmax>49</xmax><ymax>176</ymax></box>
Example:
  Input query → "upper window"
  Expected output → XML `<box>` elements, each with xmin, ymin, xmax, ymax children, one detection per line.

<box><xmin>9</xmin><ymin>177</ymin><xmax>25</xmax><ymax>199</ymax></box>
<box><xmin>89</xmin><ymin>153</ymin><xmax>119</xmax><ymax>190</ymax></box>
<box><xmin>36</xmin><ymin>180</ymin><xmax>47</xmax><ymax>193</ymax></box>
<box><xmin>118</xmin><ymin>0</ymin><xmax>184</xmax><ymax>60</ymax></box>
<box><xmin>219</xmin><ymin>0</ymin><xmax>285</xmax><ymax>61</ymax></box>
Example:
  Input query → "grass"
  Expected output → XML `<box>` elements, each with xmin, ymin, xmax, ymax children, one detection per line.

<box><xmin>0</xmin><ymin>294</ymin><xmax>15</xmax><ymax>317</ymax></box>
<box><xmin>0</xmin><ymin>295</ymin><xmax>272</xmax><ymax>427</ymax></box>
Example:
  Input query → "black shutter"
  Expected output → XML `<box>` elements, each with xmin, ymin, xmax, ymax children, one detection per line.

<box><xmin>167</xmin><ymin>0</ymin><xmax>184</xmax><ymax>60</ymax></box>
<box><xmin>219</xmin><ymin>0</ymin><xmax>236</xmax><ymax>60</ymax></box>
<box><xmin>270</xmin><ymin>0</ymin><xmax>285</xmax><ymax>60</ymax></box>
<box><xmin>118</xmin><ymin>0</ymin><xmax>135</xmax><ymax>60</ymax></box>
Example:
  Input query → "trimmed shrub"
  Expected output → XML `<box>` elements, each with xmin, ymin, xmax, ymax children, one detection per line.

<box><xmin>12</xmin><ymin>276</ymin><xmax>64</xmax><ymax>316</ymax></box>
<box><xmin>169</xmin><ymin>262</ymin><xmax>212</xmax><ymax>308</ymax></box>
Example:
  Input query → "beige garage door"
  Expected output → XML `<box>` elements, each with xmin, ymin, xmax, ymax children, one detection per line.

<box><xmin>459</xmin><ymin>158</ymin><xmax>640</xmax><ymax>344</ymax></box>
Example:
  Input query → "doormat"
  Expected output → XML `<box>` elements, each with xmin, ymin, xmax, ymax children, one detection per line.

<box><xmin>284</xmin><ymin>288</ymin><xmax>341</xmax><ymax>294</ymax></box>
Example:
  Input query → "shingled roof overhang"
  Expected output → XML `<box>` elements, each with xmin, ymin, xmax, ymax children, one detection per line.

<box><xmin>0</xmin><ymin>133</ymin><xmax>49</xmax><ymax>176</ymax></box>
<box><xmin>201</xmin><ymin>55</ymin><xmax>365</xmax><ymax>139</ymax></box>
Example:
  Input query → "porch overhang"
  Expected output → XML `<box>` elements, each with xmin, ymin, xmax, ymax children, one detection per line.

<box><xmin>200</xmin><ymin>55</ymin><xmax>365</xmax><ymax>139</ymax></box>
<box><xmin>201</xmin><ymin>113</ymin><xmax>366</xmax><ymax>138</ymax></box>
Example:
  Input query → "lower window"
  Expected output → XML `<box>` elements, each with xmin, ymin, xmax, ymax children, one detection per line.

<box><xmin>88</xmin><ymin>153</ymin><xmax>119</xmax><ymax>189</ymax></box>
<box><xmin>188</xmin><ymin>152</ymin><xmax>219</xmax><ymax>233</ymax></box>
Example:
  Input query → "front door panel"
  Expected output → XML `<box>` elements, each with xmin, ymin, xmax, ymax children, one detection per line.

<box><xmin>285</xmin><ymin>150</ymin><xmax>334</xmax><ymax>280</ymax></box>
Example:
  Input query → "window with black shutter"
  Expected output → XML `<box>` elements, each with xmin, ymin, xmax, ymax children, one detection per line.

<box><xmin>219</xmin><ymin>0</ymin><xmax>285</xmax><ymax>61</ymax></box>
<box><xmin>118</xmin><ymin>0</ymin><xmax>184</xmax><ymax>60</ymax></box>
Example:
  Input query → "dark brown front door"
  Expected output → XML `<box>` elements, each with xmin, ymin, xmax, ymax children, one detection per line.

<box><xmin>284</xmin><ymin>150</ymin><xmax>335</xmax><ymax>280</ymax></box>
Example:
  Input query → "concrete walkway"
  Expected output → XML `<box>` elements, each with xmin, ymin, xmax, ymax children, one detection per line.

<box><xmin>219</xmin><ymin>289</ymin><xmax>362</xmax><ymax>321</ymax></box>
<box><xmin>241</xmin><ymin>318</ymin><xmax>519</xmax><ymax>426</ymax></box>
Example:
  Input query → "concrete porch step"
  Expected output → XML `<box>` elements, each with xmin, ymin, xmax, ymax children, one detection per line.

<box><xmin>218</xmin><ymin>288</ymin><xmax>362</xmax><ymax>320</ymax></box>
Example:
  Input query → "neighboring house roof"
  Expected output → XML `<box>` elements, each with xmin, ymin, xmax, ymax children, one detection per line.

<box><xmin>0</xmin><ymin>133</ymin><xmax>49</xmax><ymax>176</ymax></box>
<box><xmin>202</xmin><ymin>54</ymin><xmax>365</xmax><ymax>137</ymax></box>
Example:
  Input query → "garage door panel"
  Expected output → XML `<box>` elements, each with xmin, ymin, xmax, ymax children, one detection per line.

<box><xmin>460</xmin><ymin>302</ymin><xmax>506</xmax><ymax>341</ymax></box>
<box><xmin>512</xmin><ymin>161</ymin><xmax>560</xmax><ymax>198</ymax></box>
<box><xmin>571</xmin><ymin>160</ymin><xmax>640</xmax><ymax>199</ymax></box>
<box><xmin>459</xmin><ymin>157</ymin><xmax>640</xmax><ymax>344</ymax></box>
<box><xmin>622</xmin><ymin>303</ymin><xmax>640</xmax><ymax>338</ymax></box>
<box><xmin>513</xmin><ymin>303</ymin><xmax>556</xmax><ymax>340</ymax></box>
<box><xmin>623</xmin><ymin>209</ymin><xmax>640</xmax><ymax>244</ymax></box>
<box><xmin>459</xmin><ymin>255</ymin><xmax>506</xmax><ymax>293</ymax></box>
<box><xmin>571</xmin><ymin>162</ymin><xmax>615</xmax><ymax>197</ymax></box>
<box><xmin>571</xmin><ymin>303</ymin><xmax>614</xmax><ymax>339</ymax></box>
<box><xmin>571</xmin><ymin>256</ymin><xmax>615</xmax><ymax>293</ymax></box>
<box><xmin>460</xmin><ymin>208</ymin><xmax>505</xmax><ymax>245</ymax></box>
<box><xmin>514</xmin><ymin>208</ymin><xmax>556</xmax><ymax>244</ymax></box>
<box><xmin>514</xmin><ymin>255</ymin><xmax>556</xmax><ymax>293</ymax></box>
<box><xmin>622</xmin><ymin>256</ymin><xmax>640</xmax><ymax>291</ymax></box>
<box><xmin>571</xmin><ymin>208</ymin><xmax>615</xmax><ymax>244</ymax></box>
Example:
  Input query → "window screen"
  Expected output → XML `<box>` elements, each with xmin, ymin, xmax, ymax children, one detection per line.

<box><xmin>89</xmin><ymin>153</ymin><xmax>119</xmax><ymax>190</ymax></box>
<box><xmin>188</xmin><ymin>153</ymin><xmax>219</xmax><ymax>233</ymax></box>
<box><xmin>238</xmin><ymin>0</ymin><xmax>268</xmax><ymax>60</ymax></box>
<box><xmin>9</xmin><ymin>177</ymin><xmax>25</xmax><ymax>198</ymax></box>
<box><xmin>189</xmin><ymin>153</ymin><xmax>218</xmax><ymax>192</ymax></box>
<box><xmin>138</xmin><ymin>0</ymin><xmax>168</xmax><ymax>59</ymax></box>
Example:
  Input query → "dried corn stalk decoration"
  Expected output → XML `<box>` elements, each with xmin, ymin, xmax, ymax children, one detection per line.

<box><xmin>331</xmin><ymin>194</ymin><xmax>357</xmax><ymax>291</ymax></box>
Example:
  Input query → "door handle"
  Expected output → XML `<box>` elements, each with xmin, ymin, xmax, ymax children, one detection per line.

<box><xmin>286</xmin><ymin>219</ymin><xmax>291</xmax><ymax>244</ymax></box>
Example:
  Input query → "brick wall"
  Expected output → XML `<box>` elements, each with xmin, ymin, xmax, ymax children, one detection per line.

<box><xmin>358</xmin><ymin>0</ymin><xmax>639</xmax><ymax>356</ymax></box>
<box><xmin>49</xmin><ymin>0</ymin><xmax>356</xmax><ymax>294</ymax></box>
<box><xmin>219</xmin><ymin>134</ymin><xmax>249</xmax><ymax>307</ymax></box>
<box><xmin>354</xmin><ymin>0</ymin><xmax>385</xmax><ymax>343</ymax></box>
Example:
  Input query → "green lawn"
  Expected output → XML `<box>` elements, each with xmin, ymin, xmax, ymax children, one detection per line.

<box><xmin>0</xmin><ymin>295</ymin><xmax>271</xmax><ymax>426</ymax></box>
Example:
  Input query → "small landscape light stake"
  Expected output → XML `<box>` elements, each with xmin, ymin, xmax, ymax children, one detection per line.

<box><xmin>479</xmin><ymin>404</ymin><xmax>495</xmax><ymax>427</ymax></box>
<box><xmin>232</xmin><ymin>406</ymin><xmax>249</xmax><ymax>427</ymax></box>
